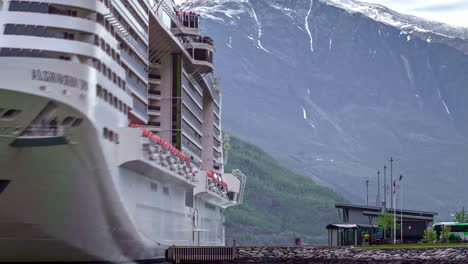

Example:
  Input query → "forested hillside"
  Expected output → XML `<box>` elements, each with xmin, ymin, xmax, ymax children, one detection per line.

<box><xmin>224</xmin><ymin>136</ymin><xmax>347</xmax><ymax>245</ymax></box>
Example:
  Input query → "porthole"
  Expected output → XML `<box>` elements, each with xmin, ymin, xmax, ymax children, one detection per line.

<box><xmin>1</xmin><ymin>109</ymin><xmax>21</xmax><ymax>120</ymax></box>
<box><xmin>103</xmin><ymin>127</ymin><xmax>109</xmax><ymax>139</ymax></box>
<box><xmin>61</xmin><ymin>116</ymin><xmax>75</xmax><ymax>126</ymax></box>
<box><xmin>71</xmin><ymin>118</ymin><xmax>83</xmax><ymax>127</ymax></box>
<box><xmin>96</xmin><ymin>85</ymin><xmax>102</xmax><ymax>97</ymax></box>
<box><xmin>150</xmin><ymin>182</ymin><xmax>158</xmax><ymax>192</ymax></box>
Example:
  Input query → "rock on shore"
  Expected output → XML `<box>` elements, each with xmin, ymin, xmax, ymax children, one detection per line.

<box><xmin>231</xmin><ymin>246</ymin><xmax>468</xmax><ymax>263</ymax></box>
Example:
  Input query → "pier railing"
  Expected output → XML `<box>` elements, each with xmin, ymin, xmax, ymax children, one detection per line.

<box><xmin>166</xmin><ymin>246</ymin><xmax>235</xmax><ymax>264</ymax></box>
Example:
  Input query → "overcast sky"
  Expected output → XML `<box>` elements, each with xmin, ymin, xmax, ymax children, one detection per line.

<box><xmin>364</xmin><ymin>0</ymin><xmax>468</xmax><ymax>27</ymax></box>
<box><xmin>175</xmin><ymin>0</ymin><xmax>468</xmax><ymax>28</ymax></box>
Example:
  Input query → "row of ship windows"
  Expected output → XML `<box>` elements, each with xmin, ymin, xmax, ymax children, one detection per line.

<box><xmin>103</xmin><ymin>127</ymin><xmax>119</xmax><ymax>144</ymax></box>
<box><xmin>96</xmin><ymin>85</ymin><xmax>129</xmax><ymax>115</ymax></box>
<box><xmin>92</xmin><ymin>59</ymin><xmax>126</xmax><ymax>91</ymax></box>
<box><xmin>7</xmin><ymin>1</ymin><xmax>148</xmax><ymax>68</ymax></box>
<box><xmin>149</xmin><ymin>182</ymin><xmax>170</xmax><ymax>195</ymax></box>
<box><xmin>10</xmin><ymin>1</ymin><xmax>83</xmax><ymax>17</ymax></box>
<box><xmin>2</xmin><ymin>24</ymin><xmax>146</xmax><ymax>91</ymax></box>
<box><xmin>110</xmin><ymin>5</ymin><xmax>148</xmax><ymax>53</ymax></box>
<box><xmin>120</xmin><ymin>0</ymin><xmax>149</xmax><ymax>32</ymax></box>
<box><xmin>0</xmin><ymin>48</ymin><xmax>122</xmax><ymax>91</ymax></box>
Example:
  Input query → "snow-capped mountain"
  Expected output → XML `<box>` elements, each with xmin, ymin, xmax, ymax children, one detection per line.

<box><xmin>181</xmin><ymin>0</ymin><xmax>468</xmax><ymax>53</ymax></box>
<box><xmin>180</xmin><ymin>0</ymin><xmax>468</xmax><ymax>217</ymax></box>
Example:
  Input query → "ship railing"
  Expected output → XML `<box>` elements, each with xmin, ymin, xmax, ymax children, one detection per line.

<box><xmin>191</xmin><ymin>36</ymin><xmax>214</xmax><ymax>46</ymax></box>
<box><xmin>154</xmin><ymin>0</ymin><xmax>192</xmax><ymax>32</ymax></box>
<box><xmin>231</xmin><ymin>169</ymin><xmax>247</xmax><ymax>205</ymax></box>
<box><xmin>132</xmin><ymin>126</ymin><xmax>197</xmax><ymax>183</ymax></box>
<box><xmin>205</xmin><ymin>171</ymin><xmax>230</xmax><ymax>199</ymax></box>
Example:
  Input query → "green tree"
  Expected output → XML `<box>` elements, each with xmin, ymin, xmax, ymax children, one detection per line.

<box><xmin>375</xmin><ymin>213</ymin><xmax>400</xmax><ymax>237</ymax></box>
<box><xmin>440</xmin><ymin>226</ymin><xmax>452</xmax><ymax>242</ymax></box>
<box><xmin>454</xmin><ymin>207</ymin><xmax>468</xmax><ymax>223</ymax></box>
<box><xmin>423</xmin><ymin>227</ymin><xmax>438</xmax><ymax>243</ymax></box>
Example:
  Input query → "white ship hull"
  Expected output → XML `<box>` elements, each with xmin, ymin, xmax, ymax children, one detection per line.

<box><xmin>0</xmin><ymin>0</ymin><xmax>245</xmax><ymax>260</ymax></box>
<box><xmin>0</xmin><ymin>89</ymin><xmax>163</xmax><ymax>262</ymax></box>
<box><xmin>0</xmin><ymin>60</ymin><xmax>233</xmax><ymax>262</ymax></box>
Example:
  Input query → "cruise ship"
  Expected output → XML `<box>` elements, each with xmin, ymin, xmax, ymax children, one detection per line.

<box><xmin>0</xmin><ymin>0</ymin><xmax>246</xmax><ymax>262</ymax></box>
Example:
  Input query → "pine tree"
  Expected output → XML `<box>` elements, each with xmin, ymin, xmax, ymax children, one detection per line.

<box><xmin>454</xmin><ymin>207</ymin><xmax>468</xmax><ymax>223</ymax></box>
<box><xmin>440</xmin><ymin>226</ymin><xmax>452</xmax><ymax>242</ymax></box>
<box><xmin>423</xmin><ymin>228</ymin><xmax>438</xmax><ymax>243</ymax></box>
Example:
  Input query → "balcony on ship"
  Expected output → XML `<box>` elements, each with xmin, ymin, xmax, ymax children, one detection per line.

<box><xmin>149</xmin><ymin>4</ymin><xmax>215</xmax><ymax>75</ymax></box>
<box><xmin>148</xmin><ymin>89</ymin><xmax>161</xmax><ymax>100</ymax></box>
<box><xmin>9</xmin><ymin>125</ymin><xmax>69</xmax><ymax>147</ymax></box>
<box><xmin>149</xmin><ymin>73</ymin><xmax>161</xmax><ymax>85</ymax></box>
<box><xmin>118</xmin><ymin>127</ymin><xmax>196</xmax><ymax>187</ymax></box>
<box><xmin>148</xmin><ymin>105</ymin><xmax>161</xmax><ymax>116</ymax></box>
<box><xmin>147</xmin><ymin>121</ymin><xmax>161</xmax><ymax>132</ymax></box>
<box><xmin>171</xmin><ymin>11</ymin><xmax>201</xmax><ymax>36</ymax></box>
<box><xmin>184</xmin><ymin>36</ymin><xmax>215</xmax><ymax>73</ymax></box>
<box><xmin>194</xmin><ymin>170</ymin><xmax>246</xmax><ymax>208</ymax></box>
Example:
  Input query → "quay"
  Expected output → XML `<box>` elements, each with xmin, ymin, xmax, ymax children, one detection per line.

<box><xmin>164</xmin><ymin>245</ymin><xmax>468</xmax><ymax>264</ymax></box>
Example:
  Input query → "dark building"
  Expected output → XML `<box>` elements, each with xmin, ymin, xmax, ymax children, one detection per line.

<box><xmin>329</xmin><ymin>203</ymin><xmax>438</xmax><ymax>245</ymax></box>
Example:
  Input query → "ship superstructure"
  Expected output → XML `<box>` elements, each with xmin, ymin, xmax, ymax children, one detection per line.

<box><xmin>0</xmin><ymin>0</ymin><xmax>245</xmax><ymax>262</ymax></box>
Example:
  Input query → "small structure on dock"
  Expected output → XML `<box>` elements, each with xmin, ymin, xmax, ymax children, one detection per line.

<box><xmin>326</xmin><ymin>224</ymin><xmax>376</xmax><ymax>246</ymax></box>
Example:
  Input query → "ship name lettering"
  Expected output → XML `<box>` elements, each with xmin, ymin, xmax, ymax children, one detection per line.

<box><xmin>32</xmin><ymin>69</ymin><xmax>88</xmax><ymax>91</ymax></box>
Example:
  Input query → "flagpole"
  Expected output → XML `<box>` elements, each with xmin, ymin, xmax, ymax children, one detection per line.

<box><xmin>390</xmin><ymin>158</ymin><xmax>394</xmax><ymax>243</ymax></box>
<box><xmin>393</xmin><ymin>179</ymin><xmax>396</xmax><ymax>244</ymax></box>
<box><xmin>377</xmin><ymin>170</ymin><xmax>381</xmax><ymax>207</ymax></box>
<box><xmin>400</xmin><ymin>173</ymin><xmax>403</xmax><ymax>244</ymax></box>
<box><xmin>383</xmin><ymin>165</ymin><xmax>387</xmax><ymax>242</ymax></box>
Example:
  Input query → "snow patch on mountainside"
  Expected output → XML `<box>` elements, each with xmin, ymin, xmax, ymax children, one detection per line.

<box><xmin>301</xmin><ymin>105</ymin><xmax>316</xmax><ymax>129</ymax></box>
<box><xmin>400</xmin><ymin>55</ymin><xmax>415</xmax><ymax>91</ymax></box>
<box><xmin>246</xmin><ymin>1</ymin><xmax>270</xmax><ymax>53</ymax></box>
<box><xmin>305</xmin><ymin>0</ymin><xmax>315</xmax><ymax>53</ymax></box>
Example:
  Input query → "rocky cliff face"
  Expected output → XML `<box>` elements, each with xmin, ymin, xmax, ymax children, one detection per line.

<box><xmin>181</xmin><ymin>0</ymin><xmax>468</xmax><ymax>217</ymax></box>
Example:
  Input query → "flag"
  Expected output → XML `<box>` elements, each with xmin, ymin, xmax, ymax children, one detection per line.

<box><xmin>393</xmin><ymin>180</ymin><xmax>396</xmax><ymax>194</ymax></box>
<box><xmin>399</xmin><ymin>174</ymin><xmax>403</xmax><ymax>181</ymax></box>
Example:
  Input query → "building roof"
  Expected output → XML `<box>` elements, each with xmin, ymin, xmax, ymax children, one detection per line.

<box><xmin>335</xmin><ymin>203</ymin><xmax>438</xmax><ymax>216</ymax></box>
<box><xmin>326</xmin><ymin>223</ymin><xmax>376</xmax><ymax>229</ymax></box>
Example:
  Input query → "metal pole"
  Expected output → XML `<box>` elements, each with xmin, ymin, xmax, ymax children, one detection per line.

<box><xmin>366</xmin><ymin>180</ymin><xmax>369</xmax><ymax>206</ymax></box>
<box><xmin>393</xmin><ymin>179</ymin><xmax>396</xmax><ymax>244</ymax></box>
<box><xmin>400</xmin><ymin>174</ymin><xmax>403</xmax><ymax>244</ymax></box>
<box><xmin>390</xmin><ymin>158</ymin><xmax>394</xmax><ymax>243</ymax></box>
<box><xmin>383</xmin><ymin>165</ymin><xmax>387</xmax><ymax>210</ymax></box>
<box><xmin>383</xmin><ymin>165</ymin><xmax>387</xmax><ymax>241</ymax></box>
<box><xmin>377</xmin><ymin>171</ymin><xmax>381</xmax><ymax>207</ymax></box>
<box><xmin>390</xmin><ymin>158</ymin><xmax>394</xmax><ymax>210</ymax></box>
